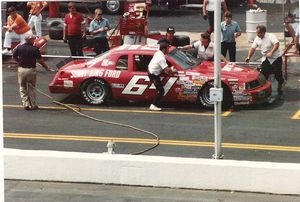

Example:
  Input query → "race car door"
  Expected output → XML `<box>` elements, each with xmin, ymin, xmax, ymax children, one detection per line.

<box><xmin>121</xmin><ymin>53</ymin><xmax>179</xmax><ymax>102</ymax></box>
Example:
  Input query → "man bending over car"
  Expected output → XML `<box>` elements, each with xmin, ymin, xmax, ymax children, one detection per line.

<box><xmin>148</xmin><ymin>42</ymin><xmax>176</xmax><ymax>111</ymax></box>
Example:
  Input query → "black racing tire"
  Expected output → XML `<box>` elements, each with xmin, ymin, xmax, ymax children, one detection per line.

<box><xmin>105</xmin><ymin>0</ymin><xmax>124</xmax><ymax>14</ymax></box>
<box><xmin>198</xmin><ymin>82</ymin><xmax>233</xmax><ymax>110</ymax></box>
<box><xmin>49</xmin><ymin>25</ymin><xmax>63</xmax><ymax>40</ymax></box>
<box><xmin>80</xmin><ymin>78</ymin><xmax>110</xmax><ymax>105</ymax></box>
<box><xmin>175</xmin><ymin>35</ymin><xmax>190</xmax><ymax>46</ymax></box>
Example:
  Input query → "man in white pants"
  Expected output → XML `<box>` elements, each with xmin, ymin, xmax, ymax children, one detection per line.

<box><xmin>2</xmin><ymin>6</ymin><xmax>32</xmax><ymax>54</ymax></box>
<box><xmin>27</xmin><ymin>2</ymin><xmax>47</xmax><ymax>37</ymax></box>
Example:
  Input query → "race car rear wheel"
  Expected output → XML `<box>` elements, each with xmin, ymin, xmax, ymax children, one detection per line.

<box><xmin>80</xmin><ymin>78</ymin><xmax>110</xmax><ymax>105</ymax></box>
<box><xmin>198</xmin><ymin>82</ymin><xmax>233</xmax><ymax>110</ymax></box>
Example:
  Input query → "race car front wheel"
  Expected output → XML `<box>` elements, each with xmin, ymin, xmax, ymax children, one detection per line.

<box><xmin>80</xmin><ymin>78</ymin><xmax>110</xmax><ymax>105</ymax></box>
<box><xmin>198</xmin><ymin>82</ymin><xmax>233</xmax><ymax>110</ymax></box>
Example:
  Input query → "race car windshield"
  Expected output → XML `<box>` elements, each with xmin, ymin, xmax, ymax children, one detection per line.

<box><xmin>86</xmin><ymin>52</ymin><xmax>110</xmax><ymax>66</ymax></box>
<box><xmin>168</xmin><ymin>48</ymin><xmax>200</xmax><ymax>70</ymax></box>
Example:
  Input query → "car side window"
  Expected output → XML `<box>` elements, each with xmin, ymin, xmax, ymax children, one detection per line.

<box><xmin>116</xmin><ymin>55</ymin><xmax>128</xmax><ymax>70</ymax></box>
<box><xmin>134</xmin><ymin>55</ymin><xmax>153</xmax><ymax>72</ymax></box>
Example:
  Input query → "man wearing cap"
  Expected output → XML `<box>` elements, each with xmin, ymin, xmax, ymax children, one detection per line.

<box><xmin>2</xmin><ymin>6</ymin><xmax>32</xmax><ymax>54</ymax></box>
<box><xmin>27</xmin><ymin>1</ymin><xmax>48</xmax><ymax>37</ymax></box>
<box><xmin>13</xmin><ymin>34</ymin><xmax>53</xmax><ymax>110</ymax></box>
<box><xmin>158</xmin><ymin>26</ymin><xmax>180</xmax><ymax>47</ymax></box>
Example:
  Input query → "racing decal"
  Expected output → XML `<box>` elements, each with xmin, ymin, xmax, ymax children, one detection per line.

<box><xmin>233</xmin><ymin>95</ymin><xmax>252</xmax><ymax>102</ymax></box>
<box><xmin>141</xmin><ymin>45</ymin><xmax>159</xmax><ymax>50</ymax></box>
<box><xmin>177</xmin><ymin>71</ymin><xmax>185</xmax><ymax>75</ymax></box>
<box><xmin>63</xmin><ymin>80</ymin><xmax>73</xmax><ymax>88</ymax></box>
<box><xmin>111</xmin><ymin>83</ymin><xmax>125</xmax><ymax>89</ymax></box>
<box><xmin>114</xmin><ymin>44</ymin><xmax>158</xmax><ymax>51</ymax></box>
<box><xmin>179</xmin><ymin>76</ymin><xmax>190</xmax><ymax>81</ymax></box>
<box><xmin>70</xmin><ymin>69</ymin><xmax>121</xmax><ymax>79</ymax></box>
<box><xmin>186</xmin><ymin>72</ymin><xmax>200</xmax><ymax>76</ymax></box>
<box><xmin>192</xmin><ymin>79</ymin><xmax>206</xmax><ymax>86</ymax></box>
<box><xmin>122</xmin><ymin>75</ymin><xmax>177</xmax><ymax>96</ymax></box>
<box><xmin>223</xmin><ymin>64</ymin><xmax>244</xmax><ymax>72</ymax></box>
<box><xmin>101</xmin><ymin>59</ymin><xmax>115</xmax><ymax>66</ymax></box>
<box><xmin>234</xmin><ymin>101</ymin><xmax>250</xmax><ymax>105</ymax></box>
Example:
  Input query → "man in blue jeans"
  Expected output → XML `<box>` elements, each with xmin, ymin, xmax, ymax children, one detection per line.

<box><xmin>89</xmin><ymin>8</ymin><xmax>111</xmax><ymax>55</ymax></box>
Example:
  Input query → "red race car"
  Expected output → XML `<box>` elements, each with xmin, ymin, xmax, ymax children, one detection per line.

<box><xmin>49</xmin><ymin>44</ymin><xmax>271</xmax><ymax>109</ymax></box>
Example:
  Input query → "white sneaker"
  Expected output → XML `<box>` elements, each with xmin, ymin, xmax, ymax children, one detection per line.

<box><xmin>2</xmin><ymin>49</ymin><xmax>12</xmax><ymax>55</ymax></box>
<box><xmin>149</xmin><ymin>104</ymin><xmax>162</xmax><ymax>111</ymax></box>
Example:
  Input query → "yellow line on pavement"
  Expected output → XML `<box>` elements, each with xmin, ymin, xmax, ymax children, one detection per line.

<box><xmin>291</xmin><ymin>110</ymin><xmax>300</xmax><ymax>120</ymax></box>
<box><xmin>4</xmin><ymin>132</ymin><xmax>300</xmax><ymax>153</ymax></box>
<box><xmin>2</xmin><ymin>104</ymin><xmax>232</xmax><ymax>117</ymax></box>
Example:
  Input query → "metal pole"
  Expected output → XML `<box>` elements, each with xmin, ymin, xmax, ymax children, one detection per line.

<box><xmin>212</xmin><ymin>0</ymin><xmax>223</xmax><ymax>159</ymax></box>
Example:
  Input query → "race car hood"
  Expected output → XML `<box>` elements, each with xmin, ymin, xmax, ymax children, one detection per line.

<box><xmin>193</xmin><ymin>61</ymin><xmax>259</xmax><ymax>82</ymax></box>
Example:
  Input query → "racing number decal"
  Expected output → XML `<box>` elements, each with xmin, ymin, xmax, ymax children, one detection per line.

<box><xmin>122</xmin><ymin>76</ymin><xmax>149</xmax><ymax>95</ymax></box>
<box><xmin>122</xmin><ymin>75</ymin><xmax>177</xmax><ymax>96</ymax></box>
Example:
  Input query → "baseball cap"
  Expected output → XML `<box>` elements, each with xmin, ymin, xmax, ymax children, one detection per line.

<box><xmin>166</xmin><ymin>26</ymin><xmax>175</xmax><ymax>33</ymax></box>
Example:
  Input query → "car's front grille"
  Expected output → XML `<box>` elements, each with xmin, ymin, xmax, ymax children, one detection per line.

<box><xmin>245</xmin><ymin>74</ymin><xmax>267</xmax><ymax>90</ymax></box>
<box><xmin>245</xmin><ymin>79</ymin><xmax>260</xmax><ymax>89</ymax></box>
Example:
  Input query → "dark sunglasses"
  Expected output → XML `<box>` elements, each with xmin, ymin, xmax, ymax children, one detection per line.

<box><xmin>97</xmin><ymin>13</ymin><xmax>103</xmax><ymax>16</ymax></box>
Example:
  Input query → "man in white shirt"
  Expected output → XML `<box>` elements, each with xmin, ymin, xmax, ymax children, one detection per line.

<box><xmin>148</xmin><ymin>42</ymin><xmax>174</xmax><ymax>111</ymax></box>
<box><xmin>179</xmin><ymin>32</ymin><xmax>228</xmax><ymax>63</ymax></box>
<box><xmin>245</xmin><ymin>25</ymin><xmax>285</xmax><ymax>96</ymax></box>
<box><xmin>202</xmin><ymin>0</ymin><xmax>227</xmax><ymax>33</ymax></box>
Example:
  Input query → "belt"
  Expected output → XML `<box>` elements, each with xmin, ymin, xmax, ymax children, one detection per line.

<box><xmin>19</xmin><ymin>66</ymin><xmax>35</xmax><ymax>69</ymax></box>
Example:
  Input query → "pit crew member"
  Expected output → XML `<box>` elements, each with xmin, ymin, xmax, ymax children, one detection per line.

<box><xmin>148</xmin><ymin>42</ymin><xmax>176</xmax><ymax>111</ymax></box>
<box><xmin>13</xmin><ymin>34</ymin><xmax>52</xmax><ymax>110</ymax></box>
<box><xmin>158</xmin><ymin>26</ymin><xmax>180</xmax><ymax>47</ymax></box>
<box><xmin>179</xmin><ymin>32</ymin><xmax>228</xmax><ymax>63</ymax></box>
<box><xmin>245</xmin><ymin>25</ymin><xmax>285</xmax><ymax>96</ymax></box>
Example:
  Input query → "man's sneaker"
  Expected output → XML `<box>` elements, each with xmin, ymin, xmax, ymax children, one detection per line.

<box><xmin>2</xmin><ymin>49</ymin><xmax>12</xmax><ymax>55</ymax></box>
<box><xmin>149</xmin><ymin>104</ymin><xmax>162</xmax><ymax>111</ymax></box>
<box><xmin>24</xmin><ymin>106</ymin><xmax>30</xmax><ymax>110</ymax></box>
<box><xmin>31</xmin><ymin>106</ymin><xmax>39</xmax><ymax>110</ymax></box>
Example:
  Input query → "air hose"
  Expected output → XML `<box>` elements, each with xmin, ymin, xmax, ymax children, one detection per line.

<box><xmin>32</xmin><ymin>84</ymin><xmax>160</xmax><ymax>155</ymax></box>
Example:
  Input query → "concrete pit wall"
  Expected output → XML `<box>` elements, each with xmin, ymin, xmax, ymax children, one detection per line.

<box><xmin>4</xmin><ymin>149</ymin><xmax>300</xmax><ymax>195</ymax></box>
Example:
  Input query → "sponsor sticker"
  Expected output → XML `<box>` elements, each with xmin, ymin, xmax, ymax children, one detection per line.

<box><xmin>111</xmin><ymin>83</ymin><xmax>125</xmax><ymax>88</ymax></box>
<box><xmin>64</xmin><ymin>80</ymin><xmax>73</xmax><ymax>88</ymax></box>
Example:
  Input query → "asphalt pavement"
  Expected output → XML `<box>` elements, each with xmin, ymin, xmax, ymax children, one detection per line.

<box><xmin>5</xmin><ymin>180</ymin><xmax>300</xmax><ymax>202</ymax></box>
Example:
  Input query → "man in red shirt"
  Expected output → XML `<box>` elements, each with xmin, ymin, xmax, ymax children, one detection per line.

<box><xmin>63</xmin><ymin>2</ymin><xmax>86</xmax><ymax>56</ymax></box>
